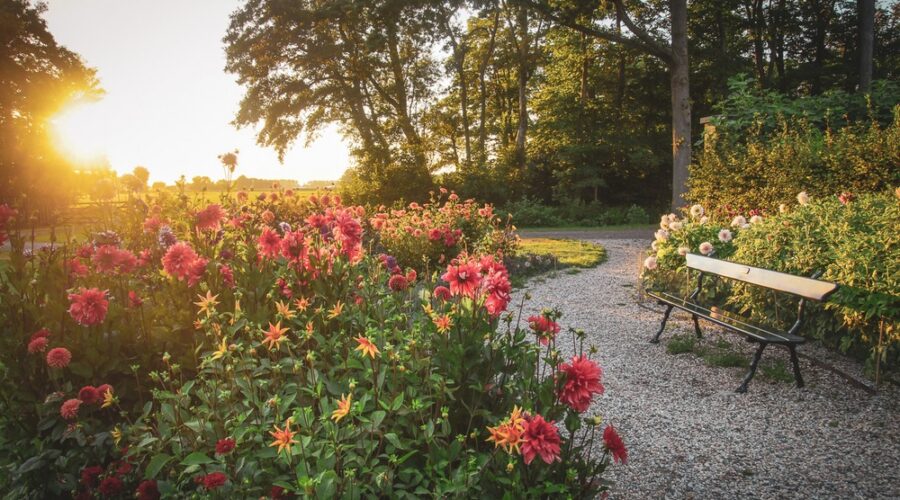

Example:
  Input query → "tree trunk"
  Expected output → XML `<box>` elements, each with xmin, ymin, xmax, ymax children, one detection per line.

<box><xmin>514</xmin><ymin>4</ymin><xmax>529</xmax><ymax>168</ymax></box>
<box><xmin>745</xmin><ymin>0</ymin><xmax>768</xmax><ymax>87</ymax></box>
<box><xmin>670</xmin><ymin>0</ymin><xmax>691</xmax><ymax>210</ymax></box>
<box><xmin>858</xmin><ymin>0</ymin><xmax>874</xmax><ymax>92</ymax></box>
<box><xmin>615</xmin><ymin>13</ymin><xmax>625</xmax><ymax>114</ymax></box>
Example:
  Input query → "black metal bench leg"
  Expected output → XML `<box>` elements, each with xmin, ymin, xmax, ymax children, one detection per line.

<box><xmin>692</xmin><ymin>314</ymin><xmax>703</xmax><ymax>339</ymax></box>
<box><xmin>788</xmin><ymin>345</ymin><xmax>804</xmax><ymax>388</ymax></box>
<box><xmin>736</xmin><ymin>342</ymin><xmax>767</xmax><ymax>393</ymax></box>
<box><xmin>650</xmin><ymin>304</ymin><xmax>674</xmax><ymax>344</ymax></box>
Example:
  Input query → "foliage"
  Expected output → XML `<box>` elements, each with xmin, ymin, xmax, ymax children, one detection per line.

<box><xmin>500</xmin><ymin>198</ymin><xmax>650</xmax><ymax>228</ymax></box>
<box><xmin>689</xmin><ymin>105</ymin><xmax>900</xmax><ymax>213</ymax></box>
<box><xmin>501</xmin><ymin>198</ymin><xmax>564</xmax><ymax>227</ymax></box>
<box><xmin>711</xmin><ymin>76</ymin><xmax>900</xmax><ymax>134</ymax></box>
<box><xmin>641</xmin><ymin>192</ymin><xmax>900</xmax><ymax>375</ymax></box>
<box><xmin>0</xmin><ymin>187</ymin><xmax>623</xmax><ymax>497</ymax></box>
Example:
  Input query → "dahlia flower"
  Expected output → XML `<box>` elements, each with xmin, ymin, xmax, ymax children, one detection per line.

<box><xmin>558</xmin><ymin>355</ymin><xmax>605</xmax><ymax>412</ymax></box>
<box><xmin>162</xmin><ymin>242</ymin><xmax>199</xmax><ymax>280</ymax></box>
<box><xmin>68</xmin><ymin>287</ymin><xmax>109</xmax><ymax>326</ymax></box>
<box><xmin>257</xmin><ymin>228</ymin><xmax>282</xmax><ymax>259</ymax></box>
<box><xmin>603</xmin><ymin>424</ymin><xmax>628</xmax><ymax>464</ymax></box>
<box><xmin>678</xmin><ymin>246</ymin><xmax>690</xmax><ymax>256</ymax></box>
<box><xmin>797</xmin><ymin>191</ymin><xmax>809</xmax><ymax>205</ymax></box>
<box><xmin>78</xmin><ymin>386</ymin><xmax>101</xmax><ymax>405</ymax></box>
<box><xmin>195</xmin><ymin>204</ymin><xmax>226</xmax><ymax>231</ymax></box>
<box><xmin>731</xmin><ymin>215</ymin><xmax>746</xmax><ymax>228</ymax></box>
<box><xmin>690</xmin><ymin>204</ymin><xmax>704</xmax><ymax>218</ymax></box>
<box><xmin>441</xmin><ymin>261</ymin><xmax>481</xmax><ymax>298</ymax></box>
<box><xmin>699</xmin><ymin>242</ymin><xmax>714</xmax><ymax>255</ymax></box>
<box><xmin>718</xmin><ymin>229</ymin><xmax>732</xmax><ymax>242</ymax></box>
<box><xmin>643</xmin><ymin>256</ymin><xmax>658</xmax><ymax>270</ymax></box>
<box><xmin>521</xmin><ymin>415</ymin><xmax>562</xmax><ymax>465</ymax></box>
<box><xmin>215</xmin><ymin>438</ymin><xmax>236</xmax><ymax>455</ymax></box>
<box><xmin>60</xmin><ymin>398</ymin><xmax>81</xmax><ymax>420</ymax></box>
<box><xmin>46</xmin><ymin>347</ymin><xmax>72</xmax><ymax>368</ymax></box>
<box><xmin>28</xmin><ymin>337</ymin><xmax>49</xmax><ymax>354</ymax></box>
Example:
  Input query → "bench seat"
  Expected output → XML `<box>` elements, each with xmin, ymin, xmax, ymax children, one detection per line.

<box><xmin>646</xmin><ymin>290</ymin><xmax>805</xmax><ymax>345</ymax></box>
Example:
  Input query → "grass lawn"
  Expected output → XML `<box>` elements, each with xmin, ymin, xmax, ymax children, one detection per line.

<box><xmin>519</xmin><ymin>238</ymin><xmax>607</xmax><ymax>268</ymax></box>
<box><xmin>510</xmin><ymin>238</ymin><xmax>607</xmax><ymax>288</ymax></box>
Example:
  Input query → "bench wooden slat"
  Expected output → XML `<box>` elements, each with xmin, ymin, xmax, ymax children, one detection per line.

<box><xmin>685</xmin><ymin>253</ymin><xmax>838</xmax><ymax>301</ymax></box>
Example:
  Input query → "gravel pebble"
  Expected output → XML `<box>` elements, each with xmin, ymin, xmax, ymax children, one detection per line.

<box><xmin>512</xmin><ymin>238</ymin><xmax>900</xmax><ymax>499</ymax></box>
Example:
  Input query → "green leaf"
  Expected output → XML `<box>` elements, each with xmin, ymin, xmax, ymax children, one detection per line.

<box><xmin>180</xmin><ymin>451</ymin><xmax>214</xmax><ymax>466</ymax></box>
<box><xmin>145</xmin><ymin>454</ymin><xmax>173</xmax><ymax>479</ymax></box>
<box><xmin>390</xmin><ymin>392</ymin><xmax>404</xmax><ymax>411</ymax></box>
<box><xmin>384</xmin><ymin>432</ymin><xmax>404</xmax><ymax>450</ymax></box>
<box><xmin>371</xmin><ymin>410</ymin><xmax>386</xmax><ymax>429</ymax></box>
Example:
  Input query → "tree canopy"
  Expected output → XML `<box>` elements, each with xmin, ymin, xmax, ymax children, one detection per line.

<box><xmin>221</xmin><ymin>0</ymin><xmax>899</xmax><ymax>208</ymax></box>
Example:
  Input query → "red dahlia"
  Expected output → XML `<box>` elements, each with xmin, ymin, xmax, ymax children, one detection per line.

<box><xmin>80</xmin><ymin>465</ymin><xmax>104</xmax><ymax>487</ymax></box>
<box><xmin>78</xmin><ymin>386</ymin><xmax>101</xmax><ymax>405</ymax></box>
<box><xmin>388</xmin><ymin>274</ymin><xmax>408</xmax><ymax>292</ymax></box>
<box><xmin>521</xmin><ymin>414</ymin><xmax>561</xmax><ymax>465</ymax></box>
<box><xmin>203</xmin><ymin>471</ymin><xmax>227</xmax><ymax>490</ymax></box>
<box><xmin>98</xmin><ymin>476</ymin><xmax>124</xmax><ymax>496</ymax></box>
<box><xmin>137</xmin><ymin>479</ymin><xmax>161</xmax><ymax>500</ymax></box>
<box><xmin>558</xmin><ymin>355</ymin><xmax>605</xmax><ymax>413</ymax></box>
<box><xmin>68</xmin><ymin>287</ymin><xmax>109</xmax><ymax>326</ymax></box>
<box><xmin>603</xmin><ymin>424</ymin><xmax>628</xmax><ymax>464</ymax></box>
<box><xmin>215</xmin><ymin>438</ymin><xmax>236</xmax><ymax>455</ymax></box>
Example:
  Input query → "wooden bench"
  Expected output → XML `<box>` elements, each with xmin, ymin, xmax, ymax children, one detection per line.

<box><xmin>647</xmin><ymin>253</ymin><xmax>838</xmax><ymax>393</ymax></box>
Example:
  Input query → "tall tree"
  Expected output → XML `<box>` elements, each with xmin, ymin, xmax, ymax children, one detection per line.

<box><xmin>0</xmin><ymin>0</ymin><xmax>100</xmax><ymax>216</ymax></box>
<box><xmin>523</xmin><ymin>0</ymin><xmax>693</xmax><ymax>209</ymax></box>
<box><xmin>858</xmin><ymin>0</ymin><xmax>874</xmax><ymax>91</ymax></box>
<box><xmin>224</xmin><ymin>0</ymin><xmax>438</xmax><ymax>202</ymax></box>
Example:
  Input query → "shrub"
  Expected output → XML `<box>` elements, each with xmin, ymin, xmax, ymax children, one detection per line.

<box><xmin>370</xmin><ymin>189</ymin><xmax>518</xmax><ymax>273</ymax></box>
<box><xmin>0</xmin><ymin>191</ymin><xmax>623</xmax><ymax>497</ymax></box>
<box><xmin>642</xmin><ymin>192</ymin><xmax>900</xmax><ymax>375</ymax></box>
<box><xmin>689</xmin><ymin>106</ymin><xmax>900</xmax><ymax>213</ymax></box>
<box><xmin>500</xmin><ymin>198</ymin><xmax>564</xmax><ymax>227</ymax></box>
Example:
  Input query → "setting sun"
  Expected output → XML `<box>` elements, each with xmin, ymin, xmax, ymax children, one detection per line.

<box><xmin>50</xmin><ymin>102</ymin><xmax>109</xmax><ymax>165</ymax></box>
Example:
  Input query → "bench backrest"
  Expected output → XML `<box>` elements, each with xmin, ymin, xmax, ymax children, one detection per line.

<box><xmin>685</xmin><ymin>253</ymin><xmax>838</xmax><ymax>301</ymax></box>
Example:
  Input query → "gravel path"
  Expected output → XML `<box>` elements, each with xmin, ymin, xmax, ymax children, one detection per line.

<box><xmin>512</xmin><ymin>238</ymin><xmax>900</xmax><ymax>499</ymax></box>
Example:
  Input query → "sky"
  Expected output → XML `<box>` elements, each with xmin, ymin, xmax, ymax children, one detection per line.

<box><xmin>43</xmin><ymin>0</ymin><xmax>351</xmax><ymax>185</ymax></box>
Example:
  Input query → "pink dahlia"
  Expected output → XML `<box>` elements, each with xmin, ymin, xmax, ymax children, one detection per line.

<box><xmin>196</xmin><ymin>204</ymin><xmax>226</xmax><ymax>231</ymax></box>
<box><xmin>162</xmin><ymin>242</ymin><xmax>199</xmax><ymax>280</ymax></box>
<box><xmin>60</xmin><ymin>398</ymin><xmax>81</xmax><ymax>420</ymax></box>
<box><xmin>46</xmin><ymin>347</ymin><xmax>72</xmax><ymax>368</ymax></box>
<box><xmin>528</xmin><ymin>315</ymin><xmax>561</xmax><ymax>346</ymax></box>
<box><xmin>257</xmin><ymin>228</ymin><xmax>282</xmax><ymax>259</ymax></box>
<box><xmin>68</xmin><ymin>287</ymin><xmax>109</xmax><ymax>326</ymax></box>
<box><xmin>28</xmin><ymin>336</ymin><xmax>49</xmax><ymax>353</ymax></box>
<box><xmin>558</xmin><ymin>355</ymin><xmax>605</xmax><ymax>412</ymax></box>
<box><xmin>441</xmin><ymin>261</ymin><xmax>481</xmax><ymax>298</ymax></box>
<box><xmin>521</xmin><ymin>414</ymin><xmax>561</xmax><ymax>465</ymax></box>
<box><xmin>433</xmin><ymin>286</ymin><xmax>451</xmax><ymax>301</ymax></box>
